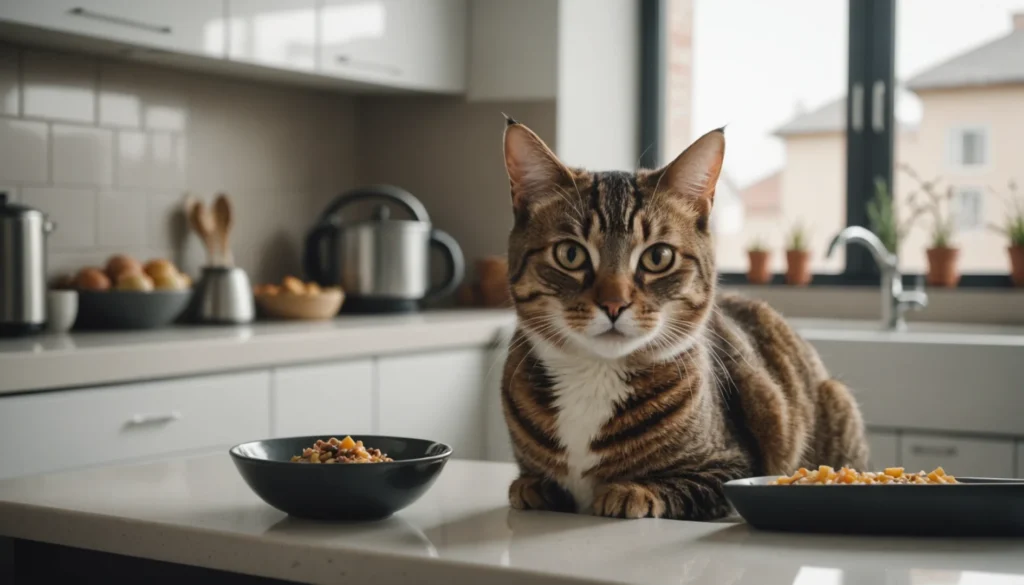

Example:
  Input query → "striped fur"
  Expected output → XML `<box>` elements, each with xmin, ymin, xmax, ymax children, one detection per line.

<box><xmin>501</xmin><ymin>121</ymin><xmax>868</xmax><ymax>520</ymax></box>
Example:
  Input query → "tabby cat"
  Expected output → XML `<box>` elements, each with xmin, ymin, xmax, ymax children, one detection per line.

<box><xmin>500</xmin><ymin>118</ymin><xmax>868</xmax><ymax>520</ymax></box>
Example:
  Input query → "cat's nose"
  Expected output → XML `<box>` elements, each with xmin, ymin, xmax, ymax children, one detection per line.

<box><xmin>599</xmin><ymin>299</ymin><xmax>631</xmax><ymax>322</ymax></box>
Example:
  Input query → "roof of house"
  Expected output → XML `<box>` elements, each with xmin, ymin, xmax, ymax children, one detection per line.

<box><xmin>740</xmin><ymin>171</ymin><xmax>782</xmax><ymax>215</ymax></box>
<box><xmin>773</xmin><ymin>98</ymin><xmax>845</xmax><ymax>137</ymax></box>
<box><xmin>906</xmin><ymin>27</ymin><xmax>1024</xmax><ymax>91</ymax></box>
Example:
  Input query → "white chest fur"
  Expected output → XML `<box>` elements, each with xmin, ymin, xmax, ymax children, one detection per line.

<box><xmin>534</xmin><ymin>344</ymin><xmax>633</xmax><ymax>513</ymax></box>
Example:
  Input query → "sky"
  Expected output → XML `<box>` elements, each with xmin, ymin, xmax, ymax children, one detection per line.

<box><xmin>689</xmin><ymin>0</ymin><xmax>1024</xmax><ymax>188</ymax></box>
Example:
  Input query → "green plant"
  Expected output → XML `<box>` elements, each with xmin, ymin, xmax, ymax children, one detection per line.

<box><xmin>747</xmin><ymin>237</ymin><xmax>768</xmax><ymax>253</ymax></box>
<box><xmin>989</xmin><ymin>179</ymin><xmax>1024</xmax><ymax>247</ymax></box>
<box><xmin>866</xmin><ymin>177</ymin><xmax>901</xmax><ymax>254</ymax></box>
<box><xmin>786</xmin><ymin>222</ymin><xmax>809</xmax><ymax>252</ymax></box>
<box><xmin>899</xmin><ymin>164</ymin><xmax>956</xmax><ymax>250</ymax></box>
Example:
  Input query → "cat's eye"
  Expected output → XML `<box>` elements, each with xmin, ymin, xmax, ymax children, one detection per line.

<box><xmin>640</xmin><ymin>244</ymin><xmax>675</xmax><ymax>273</ymax></box>
<box><xmin>553</xmin><ymin>241</ymin><xmax>589</xmax><ymax>271</ymax></box>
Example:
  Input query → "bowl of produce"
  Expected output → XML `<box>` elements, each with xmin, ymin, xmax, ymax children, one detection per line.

<box><xmin>67</xmin><ymin>255</ymin><xmax>193</xmax><ymax>330</ymax></box>
<box><xmin>253</xmin><ymin>276</ymin><xmax>344</xmax><ymax>320</ymax></box>
<box><xmin>229</xmin><ymin>435</ymin><xmax>452</xmax><ymax>520</ymax></box>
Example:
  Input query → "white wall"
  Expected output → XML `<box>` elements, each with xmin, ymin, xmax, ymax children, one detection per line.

<box><xmin>467</xmin><ymin>0</ymin><xmax>558</xmax><ymax>101</ymax></box>
<box><xmin>555</xmin><ymin>0</ymin><xmax>640</xmax><ymax>171</ymax></box>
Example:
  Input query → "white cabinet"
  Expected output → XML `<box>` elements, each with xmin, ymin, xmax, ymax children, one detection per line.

<box><xmin>901</xmin><ymin>433</ymin><xmax>1015</xmax><ymax>478</ymax></box>
<box><xmin>0</xmin><ymin>371</ymin><xmax>269</xmax><ymax>480</ymax></box>
<box><xmin>318</xmin><ymin>0</ymin><xmax>466</xmax><ymax>93</ymax></box>
<box><xmin>377</xmin><ymin>348</ymin><xmax>489</xmax><ymax>460</ymax></box>
<box><xmin>0</xmin><ymin>1</ymin><xmax>227</xmax><ymax>58</ymax></box>
<box><xmin>272</xmin><ymin>360</ymin><xmax>374</xmax><ymax>437</ymax></box>
<box><xmin>227</xmin><ymin>0</ymin><xmax>317</xmax><ymax>71</ymax></box>
<box><xmin>866</xmin><ymin>430</ymin><xmax>899</xmax><ymax>469</ymax></box>
<box><xmin>467</xmin><ymin>0</ymin><xmax>557</xmax><ymax>101</ymax></box>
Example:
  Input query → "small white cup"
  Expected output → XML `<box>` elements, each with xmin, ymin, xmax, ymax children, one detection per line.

<box><xmin>47</xmin><ymin>290</ymin><xmax>78</xmax><ymax>333</ymax></box>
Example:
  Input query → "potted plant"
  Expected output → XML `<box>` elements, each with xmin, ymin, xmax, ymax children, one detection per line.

<box><xmin>785</xmin><ymin>222</ymin><xmax>811</xmax><ymax>286</ymax></box>
<box><xmin>866</xmin><ymin>176</ymin><xmax>921</xmax><ymax>257</ymax></box>
<box><xmin>989</xmin><ymin>180</ymin><xmax>1024</xmax><ymax>287</ymax></box>
<box><xmin>901</xmin><ymin>165</ymin><xmax>960</xmax><ymax>288</ymax></box>
<box><xmin>746</xmin><ymin>238</ymin><xmax>771</xmax><ymax>285</ymax></box>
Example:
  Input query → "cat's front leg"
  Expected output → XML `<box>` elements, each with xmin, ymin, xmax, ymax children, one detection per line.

<box><xmin>509</xmin><ymin>476</ymin><xmax>576</xmax><ymax>512</ymax></box>
<box><xmin>593</xmin><ymin>476</ymin><xmax>732</xmax><ymax>520</ymax></box>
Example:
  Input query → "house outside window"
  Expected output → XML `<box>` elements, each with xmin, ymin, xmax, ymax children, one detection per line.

<box><xmin>948</xmin><ymin>127</ymin><xmax>989</xmax><ymax>169</ymax></box>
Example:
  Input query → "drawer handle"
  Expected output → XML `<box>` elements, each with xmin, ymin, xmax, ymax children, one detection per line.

<box><xmin>126</xmin><ymin>411</ymin><xmax>182</xmax><ymax>426</ymax></box>
<box><xmin>910</xmin><ymin>445</ymin><xmax>958</xmax><ymax>457</ymax></box>
<box><xmin>68</xmin><ymin>7</ymin><xmax>172</xmax><ymax>34</ymax></box>
<box><xmin>335</xmin><ymin>55</ymin><xmax>401</xmax><ymax>76</ymax></box>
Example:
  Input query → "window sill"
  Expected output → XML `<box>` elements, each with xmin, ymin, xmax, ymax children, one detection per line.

<box><xmin>722</xmin><ymin>283</ymin><xmax>1024</xmax><ymax>326</ymax></box>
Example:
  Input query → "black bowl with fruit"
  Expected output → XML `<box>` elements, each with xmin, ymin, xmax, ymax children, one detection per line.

<box><xmin>67</xmin><ymin>255</ymin><xmax>193</xmax><ymax>330</ymax></box>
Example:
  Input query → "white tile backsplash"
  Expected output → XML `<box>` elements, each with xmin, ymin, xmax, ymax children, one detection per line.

<box><xmin>21</xmin><ymin>187</ymin><xmax>96</xmax><ymax>250</ymax></box>
<box><xmin>98</xmin><ymin>62</ymin><xmax>189</xmax><ymax>131</ymax></box>
<box><xmin>97</xmin><ymin>191</ymin><xmax>148</xmax><ymax>247</ymax></box>
<box><xmin>116</xmin><ymin>130</ymin><xmax>185</xmax><ymax>189</ymax></box>
<box><xmin>22</xmin><ymin>51</ymin><xmax>97</xmax><ymax>123</ymax></box>
<box><xmin>0</xmin><ymin>43</ymin><xmax>357</xmax><ymax>282</ymax></box>
<box><xmin>0</xmin><ymin>118</ymin><xmax>48</xmax><ymax>182</ymax></box>
<box><xmin>0</xmin><ymin>45</ymin><xmax>19</xmax><ymax>116</ymax></box>
<box><xmin>52</xmin><ymin>124</ymin><xmax>114</xmax><ymax>186</ymax></box>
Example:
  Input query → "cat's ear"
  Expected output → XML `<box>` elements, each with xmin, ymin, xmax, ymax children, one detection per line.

<box><xmin>503</xmin><ymin>118</ymin><xmax>572</xmax><ymax>210</ymax></box>
<box><xmin>651</xmin><ymin>128</ymin><xmax>725</xmax><ymax>209</ymax></box>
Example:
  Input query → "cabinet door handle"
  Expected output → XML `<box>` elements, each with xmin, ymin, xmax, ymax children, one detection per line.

<box><xmin>335</xmin><ymin>55</ymin><xmax>401</xmax><ymax>76</ymax></box>
<box><xmin>910</xmin><ymin>445</ymin><xmax>958</xmax><ymax>457</ymax></box>
<box><xmin>126</xmin><ymin>411</ymin><xmax>182</xmax><ymax>427</ymax></box>
<box><xmin>68</xmin><ymin>7</ymin><xmax>172</xmax><ymax>35</ymax></box>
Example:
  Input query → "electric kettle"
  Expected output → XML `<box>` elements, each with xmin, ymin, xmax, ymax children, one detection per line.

<box><xmin>304</xmin><ymin>185</ymin><xmax>464</xmax><ymax>313</ymax></box>
<box><xmin>0</xmin><ymin>192</ymin><xmax>56</xmax><ymax>336</ymax></box>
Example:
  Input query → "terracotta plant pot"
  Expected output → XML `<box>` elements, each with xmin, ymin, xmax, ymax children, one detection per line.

<box><xmin>1010</xmin><ymin>246</ymin><xmax>1024</xmax><ymax>287</ymax></box>
<box><xmin>925</xmin><ymin>247</ymin><xmax>960</xmax><ymax>288</ymax></box>
<box><xmin>746</xmin><ymin>251</ymin><xmax>771</xmax><ymax>285</ymax></box>
<box><xmin>785</xmin><ymin>250</ymin><xmax>812</xmax><ymax>286</ymax></box>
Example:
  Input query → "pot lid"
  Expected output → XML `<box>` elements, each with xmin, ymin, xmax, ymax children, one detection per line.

<box><xmin>0</xmin><ymin>192</ymin><xmax>44</xmax><ymax>219</ymax></box>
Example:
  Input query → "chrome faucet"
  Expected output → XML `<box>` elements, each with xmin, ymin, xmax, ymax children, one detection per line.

<box><xmin>826</xmin><ymin>226</ymin><xmax>927</xmax><ymax>331</ymax></box>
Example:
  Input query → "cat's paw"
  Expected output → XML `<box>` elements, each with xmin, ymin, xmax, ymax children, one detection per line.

<box><xmin>509</xmin><ymin>476</ymin><xmax>573</xmax><ymax>511</ymax></box>
<box><xmin>593</xmin><ymin>482</ymin><xmax>666</xmax><ymax>519</ymax></box>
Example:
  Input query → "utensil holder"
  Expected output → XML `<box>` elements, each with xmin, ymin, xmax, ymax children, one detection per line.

<box><xmin>194</xmin><ymin>266</ymin><xmax>254</xmax><ymax>324</ymax></box>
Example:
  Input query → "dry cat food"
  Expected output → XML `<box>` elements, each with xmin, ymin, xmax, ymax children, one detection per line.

<box><xmin>290</xmin><ymin>436</ymin><xmax>393</xmax><ymax>464</ymax></box>
<box><xmin>772</xmin><ymin>465</ymin><xmax>958</xmax><ymax>485</ymax></box>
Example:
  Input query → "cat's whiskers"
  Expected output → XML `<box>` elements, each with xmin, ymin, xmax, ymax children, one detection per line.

<box><xmin>552</xmin><ymin>184</ymin><xmax>586</xmax><ymax>224</ymax></box>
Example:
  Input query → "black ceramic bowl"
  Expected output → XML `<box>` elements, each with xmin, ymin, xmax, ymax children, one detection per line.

<box><xmin>75</xmin><ymin>289</ymin><xmax>193</xmax><ymax>330</ymax></box>
<box><xmin>229</xmin><ymin>435</ymin><xmax>452</xmax><ymax>520</ymax></box>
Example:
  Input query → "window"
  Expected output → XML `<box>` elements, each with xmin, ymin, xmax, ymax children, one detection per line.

<box><xmin>655</xmin><ymin>0</ymin><xmax>848</xmax><ymax>275</ymax></box>
<box><xmin>952</xmin><ymin>187</ymin><xmax>984</xmax><ymax>231</ymax></box>
<box><xmin>642</xmin><ymin>0</ymin><xmax>1024</xmax><ymax>285</ymax></box>
<box><xmin>948</xmin><ymin>128</ymin><xmax>989</xmax><ymax>168</ymax></box>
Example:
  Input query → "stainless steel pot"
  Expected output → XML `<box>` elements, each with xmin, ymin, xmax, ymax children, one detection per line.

<box><xmin>0</xmin><ymin>193</ymin><xmax>55</xmax><ymax>336</ymax></box>
<box><xmin>304</xmin><ymin>185</ymin><xmax>464</xmax><ymax>313</ymax></box>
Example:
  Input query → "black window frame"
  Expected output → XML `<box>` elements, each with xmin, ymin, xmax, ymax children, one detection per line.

<box><xmin>640</xmin><ymin>0</ymin><xmax>1014</xmax><ymax>288</ymax></box>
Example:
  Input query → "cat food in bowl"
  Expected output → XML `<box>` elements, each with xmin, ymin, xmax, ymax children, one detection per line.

<box><xmin>230</xmin><ymin>435</ymin><xmax>451</xmax><ymax>520</ymax></box>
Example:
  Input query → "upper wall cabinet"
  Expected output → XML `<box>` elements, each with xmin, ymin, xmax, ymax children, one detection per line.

<box><xmin>227</xmin><ymin>0</ymin><xmax>317</xmax><ymax>71</ymax></box>
<box><xmin>318</xmin><ymin>0</ymin><xmax>466</xmax><ymax>93</ymax></box>
<box><xmin>0</xmin><ymin>1</ymin><xmax>227</xmax><ymax>58</ymax></box>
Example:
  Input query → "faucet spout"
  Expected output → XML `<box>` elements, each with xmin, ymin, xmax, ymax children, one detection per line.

<box><xmin>826</xmin><ymin>226</ymin><xmax>895</xmax><ymax>269</ymax></box>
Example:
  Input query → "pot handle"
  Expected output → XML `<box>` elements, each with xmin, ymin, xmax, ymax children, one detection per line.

<box><xmin>425</xmin><ymin>228</ymin><xmax>464</xmax><ymax>300</ymax></box>
<box><xmin>303</xmin><ymin>220</ymin><xmax>336</xmax><ymax>285</ymax></box>
<box><xmin>318</xmin><ymin>185</ymin><xmax>431</xmax><ymax>224</ymax></box>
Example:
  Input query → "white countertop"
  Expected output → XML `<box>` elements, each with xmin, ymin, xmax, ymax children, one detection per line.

<box><xmin>0</xmin><ymin>309</ymin><xmax>515</xmax><ymax>395</ymax></box>
<box><xmin>0</xmin><ymin>455</ymin><xmax>1021</xmax><ymax>585</ymax></box>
